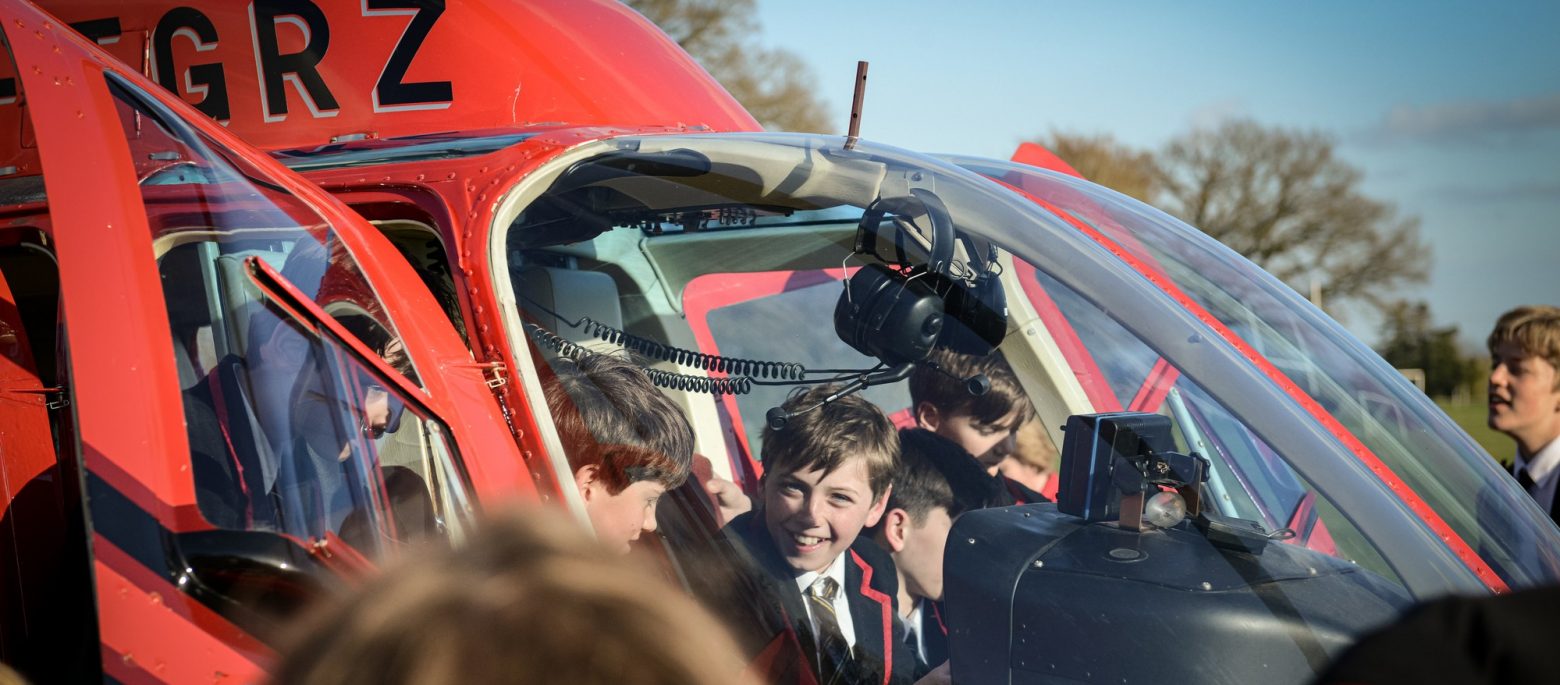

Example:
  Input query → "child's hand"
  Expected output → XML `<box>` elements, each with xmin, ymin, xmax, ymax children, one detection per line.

<box><xmin>704</xmin><ymin>477</ymin><xmax>752</xmax><ymax>525</ymax></box>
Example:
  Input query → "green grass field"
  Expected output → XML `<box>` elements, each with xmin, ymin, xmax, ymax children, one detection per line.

<box><xmin>1435</xmin><ymin>398</ymin><xmax>1509</xmax><ymax>465</ymax></box>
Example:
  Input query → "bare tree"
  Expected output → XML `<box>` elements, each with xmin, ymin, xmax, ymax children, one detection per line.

<box><xmin>1157</xmin><ymin>119</ymin><xmax>1428</xmax><ymax>317</ymax></box>
<box><xmin>1030</xmin><ymin>131</ymin><xmax>1160</xmax><ymax>203</ymax></box>
<box><xmin>624</xmin><ymin>0</ymin><xmax>833</xmax><ymax>133</ymax></box>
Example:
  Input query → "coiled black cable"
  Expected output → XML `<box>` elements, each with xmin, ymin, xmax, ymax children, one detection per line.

<box><xmin>644</xmin><ymin>367</ymin><xmax>753</xmax><ymax>396</ymax></box>
<box><xmin>574</xmin><ymin>317</ymin><xmax>806</xmax><ymax>380</ymax></box>
<box><xmin>518</xmin><ymin>290</ymin><xmax>817</xmax><ymax>380</ymax></box>
<box><xmin>525</xmin><ymin>323</ymin><xmax>755</xmax><ymax>396</ymax></box>
<box><xmin>518</xmin><ymin>292</ymin><xmax>879</xmax><ymax>394</ymax></box>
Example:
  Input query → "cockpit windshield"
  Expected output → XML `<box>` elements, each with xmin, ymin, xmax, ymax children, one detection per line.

<box><xmin>943</xmin><ymin>155</ymin><xmax>1560</xmax><ymax>589</ymax></box>
<box><xmin>496</xmin><ymin>132</ymin><xmax>1560</xmax><ymax>598</ymax></box>
<box><xmin>485</xmin><ymin>131</ymin><xmax>1560</xmax><ymax>684</ymax></box>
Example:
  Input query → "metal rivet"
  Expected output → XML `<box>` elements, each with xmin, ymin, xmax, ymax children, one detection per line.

<box><xmin>967</xmin><ymin>538</ymin><xmax>976</xmax><ymax>545</ymax></box>
<box><xmin>1032</xmin><ymin>559</ymin><xmax>1044</xmax><ymax>568</ymax></box>
<box><xmin>1200</xmin><ymin>581</ymin><xmax>1212</xmax><ymax>590</ymax></box>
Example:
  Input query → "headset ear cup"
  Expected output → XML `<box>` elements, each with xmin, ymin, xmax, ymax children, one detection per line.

<box><xmin>940</xmin><ymin>274</ymin><xmax>1008</xmax><ymax>355</ymax></box>
<box><xmin>834</xmin><ymin>263</ymin><xmax>945</xmax><ymax>365</ymax></box>
<box><xmin>834</xmin><ymin>264</ymin><xmax>890</xmax><ymax>356</ymax></box>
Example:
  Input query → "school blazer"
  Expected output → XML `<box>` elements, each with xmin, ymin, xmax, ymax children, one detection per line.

<box><xmin>727</xmin><ymin>511</ymin><xmax>916</xmax><ymax>685</ymax></box>
<box><xmin>1508</xmin><ymin>463</ymin><xmax>1560</xmax><ymax>527</ymax></box>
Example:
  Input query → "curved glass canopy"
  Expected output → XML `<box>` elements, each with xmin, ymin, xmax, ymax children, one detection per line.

<box><xmin>491</xmin><ymin>132</ymin><xmax>1559</xmax><ymax>602</ymax></box>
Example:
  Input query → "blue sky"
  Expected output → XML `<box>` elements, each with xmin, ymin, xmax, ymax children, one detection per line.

<box><xmin>757</xmin><ymin>1</ymin><xmax>1560</xmax><ymax>348</ymax></box>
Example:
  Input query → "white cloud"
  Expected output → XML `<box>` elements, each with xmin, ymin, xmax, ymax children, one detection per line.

<box><xmin>1381</xmin><ymin>92</ymin><xmax>1560</xmax><ymax>141</ymax></box>
<box><xmin>1431</xmin><ymin>180</ymin><xmax>1560</xmax><ymax>203</ymax></box>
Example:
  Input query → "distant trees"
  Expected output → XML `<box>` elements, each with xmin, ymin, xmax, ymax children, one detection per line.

<box><xmin>1032</xmin><ymin>120</ymin><xmax>1484</xmax><ymax>394</ymax></box>
<box><xmin>1032</xmin><ymin>119</ymin><xmax>1430</xmax><ymax>323</ymax></box>
<box><xmin>1376</xmin><ymin>301</ymin><xmax>1484</xmax><ymax>399</ymax></box>
<box><xmin>1032</xmin><ymin>131</ymin><xmax>1159</xmax><ymax>203</ymax></box>
<box><xmin>624</xmin><ymin>0</ymin><xmax>833</xmax><ymax>133</ymax></box>
<box><xmin>1157</xmin><ymin>120</ymin><xmax>1428</xmax><ymax>318</ymax></box>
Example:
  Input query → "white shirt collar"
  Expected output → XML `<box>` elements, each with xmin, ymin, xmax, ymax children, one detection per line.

<box><xmin>794</xmin><ymin>551</ymin><xmax>857</xmax><ymax>650</ymax></box>
<box><xmin>905</xmin><ymin>598</ymin><xmax>928</xmax><ymax>661</ymax></box>
<box><xmin>794</xmin><ymin>550</ymin><xmax>849</xmax><ymax>597</ymax></box>
<box><xmin>1515</xmin><ymin>436</ymin><xmax>1560</xmax><ymax>485</ymax></box>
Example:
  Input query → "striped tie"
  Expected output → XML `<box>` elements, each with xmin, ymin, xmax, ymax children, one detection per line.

<box><xmin>807</xmin><ymin>576</ymin><xmax>849</xmax><ymax>684</ymax></box>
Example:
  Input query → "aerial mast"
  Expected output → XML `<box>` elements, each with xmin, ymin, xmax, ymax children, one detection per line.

<box><xmin>845</xmin><ymin>60</ymin><xmax>868</xmax><ymax>150</ymax></box>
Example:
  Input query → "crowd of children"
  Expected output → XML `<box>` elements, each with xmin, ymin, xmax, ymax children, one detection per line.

<box><xmin>713</xmin><ymin>348</ymin><xmax>1045</xmax><ymax>683</ymax></box>
<box><xmin>266</xmin><ymin>345</ymin><xmax>1044</xmax><ymax>685</ymax></box>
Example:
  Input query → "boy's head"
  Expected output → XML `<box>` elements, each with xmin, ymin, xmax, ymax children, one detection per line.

<box><xmin>996</xmin><ymin>417</ymin><xmax>1058</xmax><ymax>493</ymax></box>
<box><xmin>270</xmin><ymin>509</ymin><xmax>754</xmax><ymax>685</ymax></box>
<box><xmin>873</xmin><ymin>429</ymin><xmax>995</xmax><ymax>603</ymax></box>
<box><xmin>544</xmin><ymin>354</ymin><xmax>693</xmax><ymax>553</ymax></box>
<box><xmin>759</xmin><ymin>385</ymin><xmax>899</xmax><ymax>575</ymax></box>
<box><xmin>1487</xmin><ymin>305</ymin><xmax>1560</xmax><ymax>457</ymax></box>
<box><xmin>910</xmin><ymin>349</ymin><xmax>1036</xmax><ymax>467</ymax></box>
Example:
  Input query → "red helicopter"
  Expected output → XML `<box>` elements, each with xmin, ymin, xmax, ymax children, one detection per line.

<box><xmin>5</xmin><ymin>1</ymin><xmax>1559</xmax><ymax>683</ymax></box>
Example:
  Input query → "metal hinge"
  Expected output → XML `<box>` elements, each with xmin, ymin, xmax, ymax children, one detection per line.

<box><xmin>450</xmin><ymin>361</ymin><xmax>508</xmax><ymax>389</ymax></box>
<box><xmin>479</xmin><ymin>362</ymin><xmax>507</xmax><ymax>388</ymax></box>
<box><xmin>7</xmin><ymin>385</ymin><xmax>68</xmax><ymax>409</ymax></box>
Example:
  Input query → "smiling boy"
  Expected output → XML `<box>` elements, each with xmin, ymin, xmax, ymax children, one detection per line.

<box><xmin>1488</xmin><ymin>306</ymin><xmax>1560</xmax><ymax>519</ymax></box>
<box><xmin>725</xmin><ymin>384</ymin><xmax>916</xmax><ymax>685</ymax></box>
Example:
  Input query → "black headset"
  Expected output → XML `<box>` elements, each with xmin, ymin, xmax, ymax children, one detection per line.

<box><xmin>834</xmin><ymin>188</ymin><xmax>1007</xmax><ymax>366</ymax></box>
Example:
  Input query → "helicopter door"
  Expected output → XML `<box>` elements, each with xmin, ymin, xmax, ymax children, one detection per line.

<box><xmin>0</xmin><ymin>238</ymin><xmax>76</xmax><ymax>679</ymax></box>
<box><xmin>0</xmin><ymin>5</ymin><xmax>519</xmax><ymax>681</ymax></box>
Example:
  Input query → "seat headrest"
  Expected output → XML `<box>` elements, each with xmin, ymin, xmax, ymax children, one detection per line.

<box><xmin>514</xmin><ymin>265</ymin><xmax>624</xmax><ymax>351</ymax></box>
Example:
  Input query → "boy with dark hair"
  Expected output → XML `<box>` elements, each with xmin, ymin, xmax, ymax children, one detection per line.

<box><xmin>725</xmin><ymin>384</ymin><xmax>917</xmax><ymax>684</ymax></box>
<box><xmin>543</xmin><ymin>353</ymin><xmax>694</xmax><ymax>554</ymax></box>
<box><xmin>871</xmin><ymin>428</ymin><xmax>996</xmax><ymax>675</ymax></box>
<box><xmin>910</xmin><ymin>348</ymin><xmax>1044</xmax><ymax>504</ymax></box>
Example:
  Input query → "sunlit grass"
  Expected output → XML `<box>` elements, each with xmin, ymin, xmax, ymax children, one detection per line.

<box><xmin>1435</xmin><ymin>398</ymin><xmax>1509</xmax><ymax>467</ymax></box>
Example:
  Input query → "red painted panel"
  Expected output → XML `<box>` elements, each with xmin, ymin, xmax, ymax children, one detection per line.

<box><xmin>36</xmin><ymin>0</ymin><xmax>760</xmax><ymax>151</ymax></box>
<box><xmin>0</xmin><ymin>261</ymin><xmax>53</xmax><ymax>514</ymax></box>
<box><xmin>95</xmin><ymin>551</ymin><xmax>265</xmax><ymax>683</ymax></box>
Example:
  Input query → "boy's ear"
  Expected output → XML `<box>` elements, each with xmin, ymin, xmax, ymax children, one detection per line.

<box><xmin>573</xmin><ymin>464</ymin><xmax>601</xmax><ymax>500</ymax></box>
<box><xmin>864</xmin><ymin>483</ymin><xmax>893</xmax><ymax>528</ymax></box>
<box><xmin>915</xmin><ymin>402</ymin><xmax>941</xmax><ymax>431</ymax></box>
<box><xmin>882</xmin><ymin>508</ymin><xmax>911</xmax><ymax>553</ymax></box>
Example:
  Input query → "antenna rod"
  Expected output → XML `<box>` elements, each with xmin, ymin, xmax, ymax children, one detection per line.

<box><xmin>845</xmin><ymin>60</ymin><xmax>868</xmax><ymax>150</ymax></box>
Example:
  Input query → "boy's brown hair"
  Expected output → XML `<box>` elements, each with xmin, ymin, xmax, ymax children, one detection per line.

<box><xmin>761</xmin><ymin>384</ymin><xmax>899</xmax><ymax>498</ymax></box>
<box><xmin>271</xmin><ymin>509</ymin><xmax>754</xmax><ymax>685</ymax></box>
<box><xmin>543</xmin><ymin>354</ymin><xmax>693</xmax><ymax>493</ymax></box>
<box><xmin>910</xmin><ymin>348</ymin><xmax>1036</xmax><ymax>431</ymax></box>
<box><xmin>1488</xmin><ymin>305</ymin><xmax>1560</xmax><ymax>390</ymax></box>
<box><xmin>883</xmin><ymin>428</ymin><xmax>996</xmax><ymax>525</ymax></box>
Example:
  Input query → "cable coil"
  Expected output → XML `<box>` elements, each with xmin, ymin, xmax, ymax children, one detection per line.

<box><xmin>525</xmin><ymin>323</ymin><xmax>755</xmax><ymax>396</ymax></box>
<box><xmin>575</xmin><ymin>317</ymin><xmax>805</xmax><ymax>380</ymax></box>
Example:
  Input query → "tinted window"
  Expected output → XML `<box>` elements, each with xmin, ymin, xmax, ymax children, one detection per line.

<box><xmin>108</xmin><ymin>75</ymin><xmax>471</xmax><ymax>555</ymax></box>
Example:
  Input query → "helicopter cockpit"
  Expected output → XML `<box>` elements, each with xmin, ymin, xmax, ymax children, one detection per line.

<box><xmin>491</xmin><ymin>132</ymin><xmax>1560</xmax><ymax>683</ymax></box>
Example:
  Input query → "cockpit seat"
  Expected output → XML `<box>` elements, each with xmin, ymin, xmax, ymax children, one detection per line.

<box><xmin>513</xmin><ymin>264</ymin><xmax>624</xmax><ymax>354</ymax></box>
<box><xmin>214</xmin><ymin>249</ymin><xmax>288</xmax><ymax>354</ymax></box>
